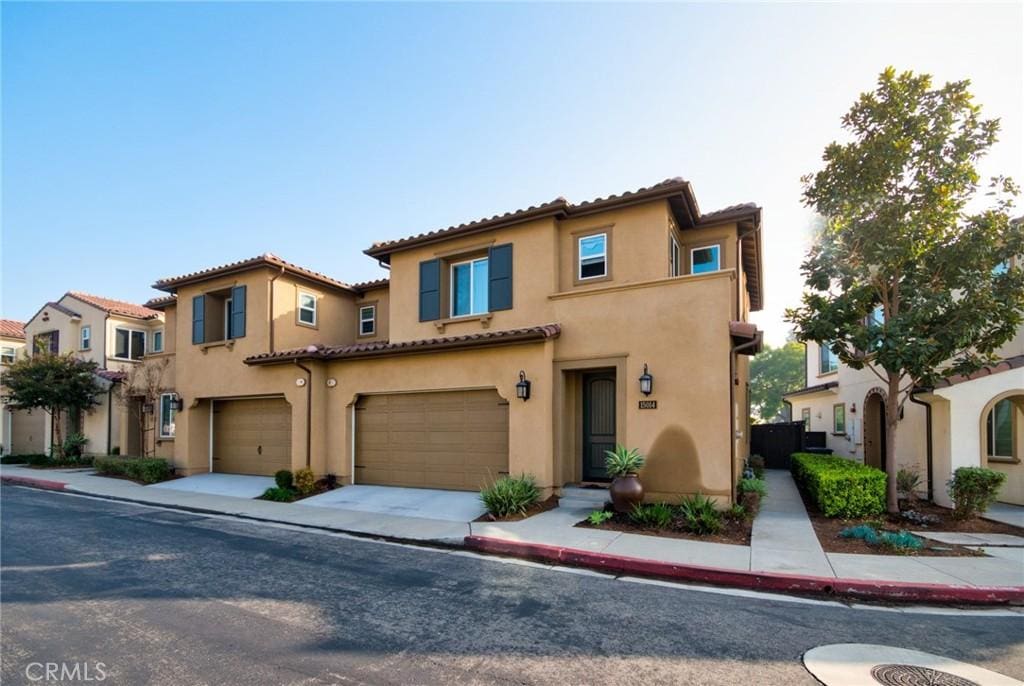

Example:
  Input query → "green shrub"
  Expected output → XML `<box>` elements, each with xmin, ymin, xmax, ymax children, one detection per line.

<box><xmin>896</xmin><ymin>465</ymin><xmax>922</xmax><ymax>503</ymax></box>
<box><xmin>790</xmin><ymin>452</ymin><xmax>885</xmax><ymax>518</ymax></box>
<box><xmin>879</xmin><ymin>530</ymin><xmax>924</xmax><ymax>551</ymax></box>
<box><xmin>678</xmin><ymin>493</ymin><xmax>722</xmax><ymax>535</ymax></box>
<box><xmin>587</xmin><ymin>510</ymin><xmax>613</xmax><ymax>526</ymax></box>
<box><xmin>93</xmin><ymin>456</ymin><xmax>172</xmax><ymax>484</ymax></box>
<box><xmin>628</xmin><ymin>502</ymin><xmax>674</xmax><ymax>529</ymax></box>
<box><xmin>604</xmin><ymin>445</ymin><xmax>645</xmax><ymax>477</ymax></box>
<box><xmin>725</xmin><ymin>504</ymin><xmax>747</xmax><ymax>520</ymax></box>
<box><xmin>274</xmin><ymin>470</ymin><xmax>294</xmax><ymax>490</ymax></box>
<box><xmin>748</xmin><ymin>455</ymin><xmax>766</xmax><ymax>479</ymax></box>
<box><xmin>480</xmin><ymin>474</ymin><xmax>540</xmax><ymax>517</ymax></box>
<box><xmin>839</xmin><ymin>524</ymin><xmax>881</xmax><ymax>545</ymax></box>
<box><xmin>25</xmin><ymin>454</ymin><xmax>54</xmax><ymax>466</ymax></box>
<box><xmin>62</xmin><ymin>432</ymin><xmax>88</xmax><ymax>459</ymax></box>
<box><xmin>261</xmin><ymin>486</ymin><xmax>295</xmax><ymax>502</ymax></box>
<box><xmin>1</xmin><ymin>454</ymin><xmax>43</xmax><ymax>465</ymax></box>
<box><xmin>293</xmin><ymin>468</ymin><xmax>316</xmax><ymax>496</ymax></box>
<box><xmin>947</xmin><ymin>467</ymin><xmax>1006</xmax><ymax>520</ymax></box>
<box><xmin>737</xmin><ymin>477</ymin><xmax>766</xmax><ymax>498</ymax></box>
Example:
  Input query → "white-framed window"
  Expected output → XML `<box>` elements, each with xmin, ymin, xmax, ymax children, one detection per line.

<box><xmin>298</xmin><ymin>291</ymin><xmax>317</xmax><ymax>326</ymax></box>
<box><xmin>159</xmin><ymin>393</ymin><xmax>177</xmax><ymax>439</ymax></box>
<box><xmin>670</xmin><ymin>236</ymin><xmax>682</xmax><ymax>277</ymax></box>
<box><xmin>690</xmin><ymin>244</ymin><xmax>721</xmax><ymax>274</ymax></box>
<box><xmin>450</xmin><ymin>257</ymin><xmax>489</xmax><ymax>317</ymax></box>
<box><xmin>833</xmin><ymin>403</ymin><xmax>846</xmax><ymax>434</ymax></box>
<box><xmin>114</xmin><ymin>327</ymin><xmax>146</xmax><ymax>360</ymax></box>
<box><xmin>152</xmin><ymin>329</ymin><xmax>164</xmax><ymax>353</ymax></box>
<box><xmin>80</xmin><ymin>326</ymin><xmax>91</xmax><ymax>350</ymax></box>
<box><xmin>359</xmin><ymin>305</ymin><xmax>376</xmax><ymax>336</ymax></box>
<box><xmin>801</xmin><ymin>407</ymin><xmax>811</xmax><ymax>431</ymax></box>
<box><xmin>1</xmin><ymin>346</ymin><xmax>15</xmax><ymax>364</ymax></box>
<box><xmin>578</xmin><ymin>233</ymin><xmax>607</xmax><ymax>280</ymax></box>
<box><xmin>987</xmin><ymin>399</ymin><xmax>1014</xmax><ymax>459</ymax></box>
<box><xmin>819</xmin><ymin>343</ymin><xmax>839</xmax><ymax>374</ymax></box>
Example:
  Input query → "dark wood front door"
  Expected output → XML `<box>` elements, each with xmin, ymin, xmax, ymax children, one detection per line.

<box><xmin>582</xmin><ymin>371</ymin><xmax>616</xmax><ymax>481</ymax></box>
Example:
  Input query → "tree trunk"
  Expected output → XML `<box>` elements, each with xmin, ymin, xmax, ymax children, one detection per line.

<box><xmin>51</xmin><ymin>406</ymin><xmax>64</xmax><ymax>459</ymax></box>
<box><xmin>884</xmin><ymin>374</ymin><xmax>901</xmax><ymax>514</ymax></box>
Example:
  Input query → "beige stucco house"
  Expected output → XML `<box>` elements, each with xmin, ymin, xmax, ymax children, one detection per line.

<box><xmin>148</xmin><ymin>178</ymin><xmax>765</xmax><ymax>504</ymax></box>
<box><xmin>0</xmin><ymin>319</ymin><xmax>43</xmax><ymax>455</ymax></box>
<box><xmin>21</xmin><ymin>292</ymin><xmax>164</xmax><ymax>456</ymax></box>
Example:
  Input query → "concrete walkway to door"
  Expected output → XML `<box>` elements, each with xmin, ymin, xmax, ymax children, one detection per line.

<box><xmin>749</xmin><ymin>470</ymin><xmax>834</xmax><ymax>577</ymax></box>
<box><xmin>302</xmin><ymin>485</ymin><xmax>486</xmax><ymax>522</ymax></box>
<box><xmin>149</xmin><ymin>473</ymin><xmax>275</xmax><ymax>499</ymax></box>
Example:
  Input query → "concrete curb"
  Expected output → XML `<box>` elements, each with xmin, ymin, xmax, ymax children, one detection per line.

<box><xmin>464</xmin><ymin>535</ymin><xmax>1024</xmax><ymax>606</ymax></box>
<box><xmin>1</xmin><ymin>475</ymin><xmax>68</xmax><ymax>491</ymax></box>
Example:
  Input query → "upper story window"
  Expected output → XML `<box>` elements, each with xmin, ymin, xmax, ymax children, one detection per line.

<box><xmin>159</xmin><ymin>393</ymin><xmax>177</xmax><ymax>439</ymax></box>
<box><xmin>868</xmin><ymin>305</ymin><xmax>884</xmax><ymax>327</ymax></box>
<box><xmin>578</xmin><ymin>233</ymin><xmax>608</xmax><ymax>280</ymax></box>
<box><xmin>298</xmin><ymin>291</ymin><xmax>317</xmax><ymax>327</ymax></box>
<box><xmin>993</xmin><ymin>260</ymin><xmax>1010</xmax><ymax>276</ymax></box>
<box><xmin>690</xmin><ymin>245</ymin><xmax>721</xmax><ymax>274</ymax></box>
<box><xmin>80</xmin><ymin>326</ymin><xmax>91</xmax><ymax>351</ymax></box>
<box><xmin>192</xmin><ymin>286</ymin><xmax>246</xmax><ymax>345</ymax></box>
<box><xmin>819</xmin><ymin>343</ymin><xmax>839</xmax><ymax>374</ymax></box>
<box><xmin>114</xmin><ymin>327</ymin><xmax>146</xmax><ymax>360</ymax></box>
<box><xmin>451</xmin><ymin>257</ymin><xmax>489</xmax><ymax>317</ymax></box>
<box><xmin>34</xmin><ymin>331</ymin><xmax>59</xmax><ymax>355</ymax></box>
<box><xmin>1</xmin><ymin>346</ymin><xmax>15</xmax><ymax>364</ymax></box>
<box><xmin>152</xmin><ymin>329</ymin><xmax>164</xmax><ymax>353</ymax></box>
<box><xmin>670</xmin><ymin>236</ymin><xmax>682</xmax><ymax>277</ymax></box>
<box><xmin>359</xmin><ymin>305</ymin><xmax>376</xmax><ymax>336</ymax></box>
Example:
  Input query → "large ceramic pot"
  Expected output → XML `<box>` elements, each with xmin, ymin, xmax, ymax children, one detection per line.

<box><xmin>609</xmin><ymin>474</ymin><xmax>644</xmax><ymax>513</ymax></box>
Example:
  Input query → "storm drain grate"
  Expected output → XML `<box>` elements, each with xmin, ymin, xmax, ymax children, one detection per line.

<box><xmin>870</xmin><ymin>664</ymin><xmax>980</xmax><ymax>686</ymax></box>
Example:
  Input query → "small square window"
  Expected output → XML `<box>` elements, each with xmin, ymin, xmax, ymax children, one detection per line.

<box><xmin>690</xmin><ymin>244</ymin><xmax>721</xmax><ymax>274</ymax></box>
<box><xmin>298</xmin><ymin>292</ymin><xmax>317</xmax><ymax>326</ymax></box>
<box><xmin>578</xmin><ymin>234</ymin><xmax>607</xmax><ymax>280</ymax></box>
<box><xmin>450</xmin><ymin>258</ymin><xmax>488</xmax><ymax>316</ymax></box>
<box><xmin>80</xmin><ymin>326</ymin><xmax>91</xmax><ymax>350</ymax></box>
<box><xmin>359</xmin><ymin>305</ymin><xmax>376</xmax><ymax>336</ymax></box>
<box><xmin>1</xmin><ymin>346</ymin><xmax>15</xmax><ymax>364</ymax></box>
<box><xmin>833</xmin><ymin>404</ymin><xmax>846</xmax><ymax>434</ymax></box>
<box><xmin>115</xmin><ymin>328</ymin><xmax>146</xmax><ymax>360</ymax></box>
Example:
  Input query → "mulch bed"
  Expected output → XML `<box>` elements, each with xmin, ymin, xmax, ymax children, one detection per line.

<box><xmin>258</xmin><ymin>478</ymin><xmax>340</xmax><ymax>503</ymax></box>
<box><xmin>475</xmin><ymin>495</ymin><xmax>560</xmax><ymax>522</ymax></box>
<box><xmin>796</xmin><ymin>484</ymin><xmax>1023</xmax><ymax>557</ymax></box>
<box><xmin>577</xmin><ymin>509</ymin><xmax>753</xmax><ymax>546</ymax></box>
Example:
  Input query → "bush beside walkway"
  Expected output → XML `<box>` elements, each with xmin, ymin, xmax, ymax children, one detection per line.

<box><xmin>790</xmin><ymin>452</ymin><xmax>885</xmax><ymax>518</ymax></box>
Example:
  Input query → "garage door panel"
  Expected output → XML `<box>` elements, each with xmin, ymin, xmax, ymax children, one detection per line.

<box><xmin>355</xmin><ymin>389</ymin><xmax>509</xmax><ymax>491</ymax></box>
<box><xmin>213</xmin><ymin>398</ymin><xmax>291</xmax><ymax>476</ymax></box>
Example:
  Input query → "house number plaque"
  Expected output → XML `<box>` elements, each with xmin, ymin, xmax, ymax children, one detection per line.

<box><xmin>638</xmin><ymin>400</ymin><xmax>657</xmax><ymax>410</ymax></box>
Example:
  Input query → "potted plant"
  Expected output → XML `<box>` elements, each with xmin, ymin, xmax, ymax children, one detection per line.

<box><xmin>604</xmin><ymin>445</ymin><xmax>645</xmax><ymax>513</ymax></box>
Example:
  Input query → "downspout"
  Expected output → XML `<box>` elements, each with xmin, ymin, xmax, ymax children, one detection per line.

<box><xmin>294</xmin><ymin>359</ymin><xmax>313</xmax><ymax>469</ymax></box>
<box><xmin>729</xmin><ymin>331</ymin><xmax>763</xmax><ymax>503</ymax></box>
<box><xmin>908</xmin><ymin>392</ymin><xmax>934</xmax><ymax>501</ymax></box>
<box><xmin>106</xmin><ymin>385</ymin><xmax>113</xmax><ymax>455</ymax></box>
<box><xmin>268</xmin><ymin>266</ymin><xmax>286</xmax><ymax>354</ymax></box>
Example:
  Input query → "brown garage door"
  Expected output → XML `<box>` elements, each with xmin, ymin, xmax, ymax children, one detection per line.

<box><xmin>212</xmin><ymin>398</ymin><xmax>291</xmax><ymax>476</ymax></box>
<box><xmin>355</xmin><ymin>389</ymin><xmax>509</xmax><ymax>491</ymax></box>
<box><xmin>10</xmin><ymin>409</ymin><xmax>45</xmax><ymax>455</ymax></box>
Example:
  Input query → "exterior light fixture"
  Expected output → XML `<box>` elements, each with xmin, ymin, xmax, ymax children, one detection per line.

<box><xmin>639</xmin><ymin>363</ymin><xmax>653</xmax><ymax>396</ymax></box>
<box><xmin>172</xmin><ymin>396</ymin><xmax>184</xmax><ymax>412</ymax></box>
<box><xmin>516</xmin><ymin>370</ymin><xmax>531</xmax><ymax>401</ymax></box>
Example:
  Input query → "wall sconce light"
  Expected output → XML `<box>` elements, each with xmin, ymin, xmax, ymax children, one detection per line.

<box><xmin>639</xmin><ymin>363</ymin><xmax>653</xmax><ymax>396</ymax></box>
<box><xmin>516</xmin><ymin>370</ymin><xmax>531</xmax><ymax>401</ymax></box>
<box><xmin>850</xmin><ymin>402</ymin><xmax>857</xmax><ymax>414</ymax></box>
<box><xmin>172</xmin><ymin>396</ymin><xmax>184</xmax><ymax>412</ymax></box>
<box><xmin>326</xmin><ymin>378</ymin><xmax>337</xmax><ymax>388</ymax></box>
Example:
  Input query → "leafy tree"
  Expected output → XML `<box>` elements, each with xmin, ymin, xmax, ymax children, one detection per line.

<box><xmin>114</xmin><ymin>357</ymin><xmax>172</xmax><ymax>457</ymax></box>
<box><xmin>787</xmin><ymin>68</ymin><xmax>1024</xmax><ymax>513</ymax></box>
<box><xmin>1</xmin><ymin>352</ymin><xmax>104</xmax><ymax>457</ymax></box>
<box><xmin>750</xmin><ymin>342</ymin><xmax>805</xmax><ymax>422</ymax></box>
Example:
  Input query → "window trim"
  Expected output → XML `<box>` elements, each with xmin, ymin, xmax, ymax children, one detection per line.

<box><xmin>832</xmin><ymin>403</ymin><xmax>846</xmax><ymax>435</ymax></box>
<box><xmin>577</xmin><ymin>232</ymin><xmax>609</xmax><ymax>282</ymax></box>
<box><xmin>297</xmin><ymin>290</ymin><xmax>318</xmax><ymax>328</ymax></box>
<box><xmin>358</xmin><ymin>304</ymin><xmax>376</xmax><ymax>337</ymax></box>
<box><xmin>986</xmin><ymin>398</ymin><xmax>1015</xmax><ymax>461</ymax></box>
<box><xmin>818</xmin><ymin>343</ymin><xmax>839</xmax><ymax>376</ymax></box>
<box><xmin>80</xmin><ymin>325</ymin><xmax>91</xmax><ymax>351</ymax></box>
<box><xmin>689</xmin><ymin>243</ymin><xmax>722</xmax><ymax>274</ymax></box>
<box><xmin>449</xmin><ymin>256</ymin><xmax>489</xmax><ymax>318</ymax></box>
<box><xmin>152</xmin><ymin>329</ymin><xmax>164</xmax><ymax>353</ymax></box>
<box><xmin>158</xmin><ymin>393</ymin><xmax>177</xmax><ymax>440</ymax></box>
<box><xmin>670</xmin><ymin>235</ymin><xmax>682</xmax><ymax>277</ymax></box>
<box><xmin>0</xmin><ymin>346</ymin><xmax>15</xmax><ymax>364</ymax></box>
<box><xmin>113</xmin><ymin>326</ymin><xmax>146</xmax><ymax>361</ymax></box>
<box><xmin>801</xmin><ymin>407</ymin><xmax>811</xmax><ymax>431</ymax></box>
<box><xmin>224</xmin><ymin>296</ymin><xmax>233</xmax><ymax>339</ymax></box>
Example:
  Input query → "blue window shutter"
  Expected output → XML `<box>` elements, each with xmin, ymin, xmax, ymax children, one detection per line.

<box><xmin>419</xmin><ymin>259</ymin><xmax>441</xmax><ymax>321</ymax></box>
<box><xmin>231</xmin><ymin>285</ymin><xmax>246</xmax><ymax>339</ymax></box>
<box><xmin>488</xmin><ymin>244</ymin><xmax>513</xmax><ymax>311</ymax></box>
<box><xmin>192</xmin><ymin>295</ymin><xmax>205</xmax><ymax>345</ymax></box>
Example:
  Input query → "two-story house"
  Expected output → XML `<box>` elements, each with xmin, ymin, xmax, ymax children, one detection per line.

<box><xmin>22</xmin><ymin>292</ymin><xmax>164</xmax><ymax>456</ymax></box>
<box><xmin>1</xmin><ymin>319</ymin><xmax>44</xmax><ymax>455</ymax></box>
<box><xmin>152</xmin><ymin>179</ymin><xmax>764</xmax><ymax>505</ymax></box>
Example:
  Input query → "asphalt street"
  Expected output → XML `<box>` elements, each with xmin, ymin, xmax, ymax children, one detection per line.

<box><xmin>2</xmin><ymin>485</ymin><xmax>1022</xmax><ymax>685</ymax></box>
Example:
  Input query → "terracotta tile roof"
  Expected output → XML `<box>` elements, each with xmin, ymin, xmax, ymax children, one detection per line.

<box><xmin>783</xmin><ymin>381</ymin><xmax>839</xmax><ymax>398</ymax></box>
<box><xmin>245</xmin><ymin>324</ymin><xmax>561</xmax><ymax>365</ymax></box>
<box><xmin>928</xmin><ymin>354</ymin><xmax>1024</xmax><ymax>389</ymax></box>
<box><xmin>700</xmin><ymin>202</ymin><xmax>760</xmax><ymax>224</ymax></box>
<box><xmin>351</xmin><ymin>277</ymin><xmax>390</xmax><ymax>292</ymax></box>
<box><xmin>96</xmin><ymin>370</ymin><xmax>127</xmax><ymax>382</ymax></box>
<box><xmin>28</xmin><ymin>301</ymin><xmax>82</xmax><ymax>324</ymax></box>
<box><xmin>153</xmin><ymin>253</ymin><xmax>354</xmax><ymax>294</ymax></box>
<box><xmin>144</xmin><ymin>295</ymin><xmax>178</xmax><ymax>310</ymax></box>
<box><xmin>66</xmin><ymin>292</ymin><xmax>161</xmax><ymax>320</ymax></box>
<box><xmin>0</xmin><ymin>319</ymin><xmax>26</xmax><ymax>339</ymax></box>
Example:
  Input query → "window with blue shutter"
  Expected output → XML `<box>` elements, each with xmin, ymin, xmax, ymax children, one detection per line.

<box><xmin>488</xmin><ymin>243</ymin><xmax>513</xmax><ymax>311</ymax></box>
<box><xmin>192</xmin><ymin>295</ymin><xmax>205</xmax><ymax>345</ymax></box>
<box><xmin>230</xmin><ymin>285</ymin><xmax>246</xmax><ymax>339</ymax></box>
<box><xmin>419</xmin><ymin>259</ymin><xmax>441</xmax><ymax>321</ymax></box>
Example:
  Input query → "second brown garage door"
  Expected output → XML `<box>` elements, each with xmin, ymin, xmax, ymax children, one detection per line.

<box><xmin>355</xmin><ymin>389</ymin><xmax>509</xmax><ymax>491</ymax></box>
<box><xmin>212</xmin><ymin>398</ymin><xmax>291</xmax><ymax>476</ymax></box>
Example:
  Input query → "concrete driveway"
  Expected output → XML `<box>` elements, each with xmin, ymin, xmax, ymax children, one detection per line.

<box><xmin>302</xmin><ymin>485</ymin><xmax>486</xmax><ymax>522</ymax></box>
<box><xmin>148</xmin><ymin>473</ymin><xmax>275</xmax><ymax>499</ymax></box>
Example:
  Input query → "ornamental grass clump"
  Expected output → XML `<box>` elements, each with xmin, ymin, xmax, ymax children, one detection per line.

<box><xmin>480</xmin><ymin>474</ymin><xmax>540</xmax><ymax>518</ymax></box>
<box><xmin>678</xmin><ymin>492</ymin><xmax>722</xmax><ymax>535</ymax></box>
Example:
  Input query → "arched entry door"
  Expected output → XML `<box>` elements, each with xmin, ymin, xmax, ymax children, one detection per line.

<box><xmin>864</xmin><ymin>392</ymin><xmax>887</xmax><ymax>472</ymax></box>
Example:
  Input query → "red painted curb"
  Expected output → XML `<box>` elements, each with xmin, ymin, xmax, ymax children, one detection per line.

<box><xmin>1</xmin><ymin>475</ymin><xmax>68</xmax><ymax>492</ymax></box>
<box><xmin>464</xmin><ymin>535</ymin><xmax>1024</xmax><ymax>606</ymax></box>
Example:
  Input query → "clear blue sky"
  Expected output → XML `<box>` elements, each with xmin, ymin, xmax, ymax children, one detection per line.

<box><xmin>3</xmin><ymin>2</ymin><xmax>1021</xmax><ymax>344</ymax></box>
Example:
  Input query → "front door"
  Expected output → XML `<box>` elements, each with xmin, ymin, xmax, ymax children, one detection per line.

<box><xmin>864</xmin><ymin>394</ymin><xmax>887</xmax><ymax>472</ymax></box>
<box><xmin>582</xmin><ymin>370</ymin><xmax>616</xmax><ymax>481</ymax></box>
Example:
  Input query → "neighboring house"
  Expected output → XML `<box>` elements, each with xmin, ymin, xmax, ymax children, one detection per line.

<box><xmin>784</xmin><ymin>321</ymin><xmax>1024</xmax><ymax>507</ymax></box>
<box><xmin>22</xmin><ymin>292</ymin><xmax>164</xmax><ymax>455</ymax></box>
<box><xmin>151</xmin><ymin>178</ymin><xmax>764</xmax><ymax>504</ymax></box>
<box><xmin>1</xmin><ymin>319</ymin><xmax>44</xmax><ymax>455</ymax></box>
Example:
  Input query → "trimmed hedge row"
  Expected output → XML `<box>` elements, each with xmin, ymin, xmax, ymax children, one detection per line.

<box><xmin>93</xmin><ymin>456</ymin><xmax>173</xmax><ymax>484</ymax></box>
<box><xmin>790</xmin><ymin>452</ymin><xmax>886</xmax><ymax>518</ymax></box>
